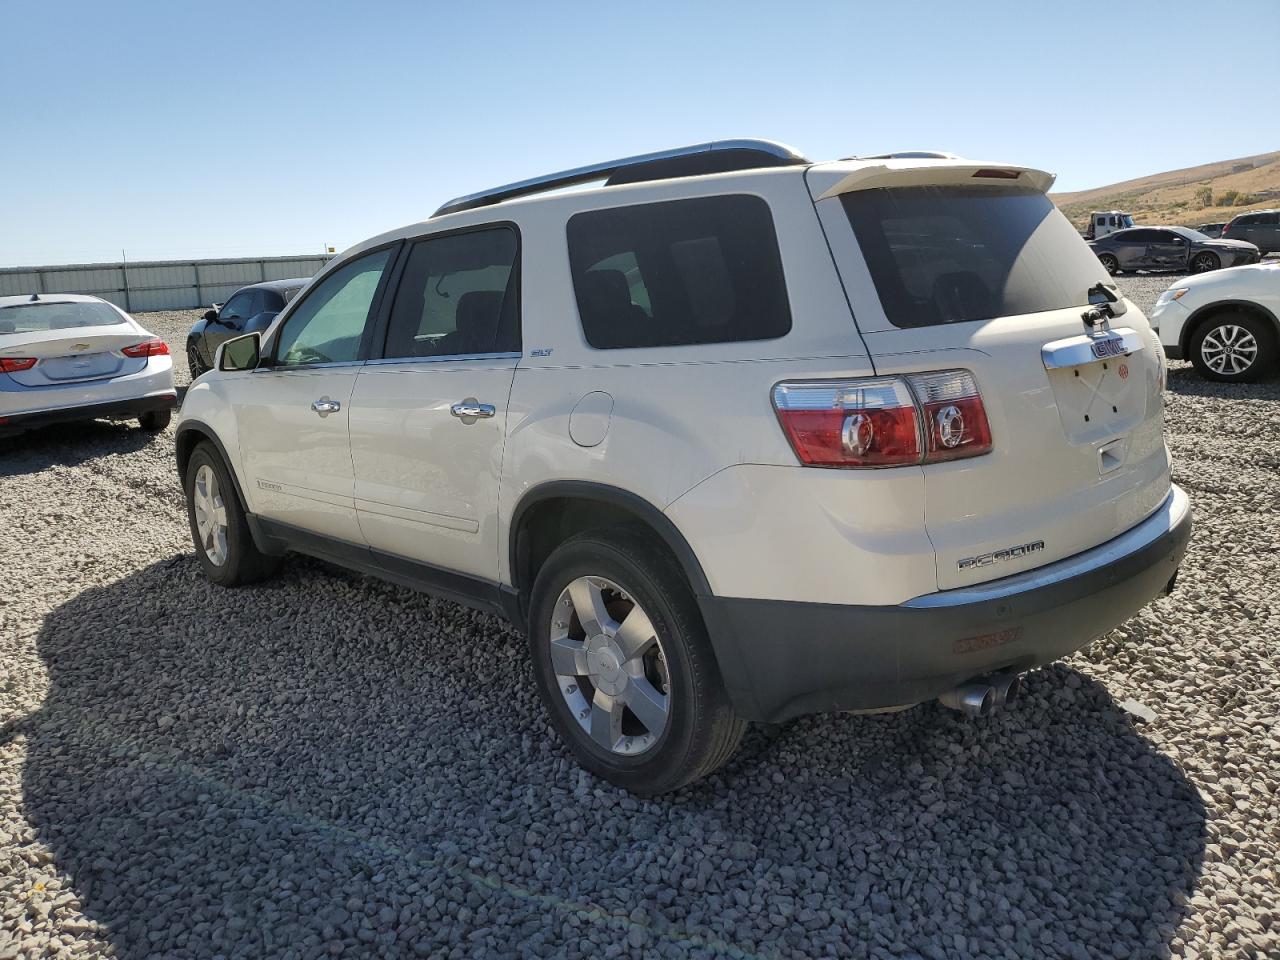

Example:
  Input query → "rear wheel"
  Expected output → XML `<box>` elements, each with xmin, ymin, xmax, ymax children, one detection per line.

<box><xmin>138</xmin><ymin>408</ymin><xmax>171</xmax><ymax>432</ymax></box>
<box><xmin>528</xmin><ymin>528</ymin><xmax>745</xmax><ymax>795</ymax></box>
<box><xmin>1190</xmin><ymin>312</ymin><xmax>1276</xmax><ymax>382</ymax></box>
<box><xmin>1190</xmin><ymin>251</ymin><xmax>1221</xmax><ymax>274</ymax></box>
<box><xmin>184</xmin><ymin>442</ymin><xmax>280</xmax><ymax>586</ymax></box>
<box><xmin>1098</xmin><ymin>253</ymin><xmax>1120</xmax><ymax>275</ymax></box>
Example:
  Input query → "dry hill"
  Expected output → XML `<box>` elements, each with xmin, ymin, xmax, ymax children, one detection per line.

<box><xmin>1051</xmin><ymin>151</ymin><xmax>1280</xmax><ymax>230</ymax></box>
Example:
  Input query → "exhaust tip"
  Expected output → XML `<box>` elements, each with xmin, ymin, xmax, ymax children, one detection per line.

<box><xmin>938</xmin><ymin>682</ymin><xmax>996</xmax><ymax>717</ymax></box>
<box><xmin>991</xmin><ymin>672</ymin><xmax>1022</xmax><ymax>709</ymax></box>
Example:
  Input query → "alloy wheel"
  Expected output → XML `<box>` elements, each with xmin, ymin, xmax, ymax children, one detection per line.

<box><xmin>192</xmin><ymin>464</ymin><xmax>229</xmax><ymax>565</ymax></box>
<box><xmin>1191</xmin><ymin>252</ymin><xmax>1219</xmax><ymax>274</ymax></box>
<box><xmin>549</xmin><ymin>575</ymin><xmax>670</xmax><ymax>756</ymax></box>
<box><xmin>1200</xmin><ymin>324</ymin><xmax>1259</xmax><ymax>375</ymax></box>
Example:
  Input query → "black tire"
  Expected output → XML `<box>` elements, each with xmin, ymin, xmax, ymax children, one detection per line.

<box><xmin>1190</xmin><ymin>251</ymin><xmax>1221</xmax><ymax>274</ymax></box>
<box><xmin>183</xmin><ymin>441</ymin><xmax>281</xmax><ymax>586</ymax></box>
<box><xmin>1098</xmin><ymin>253</ymin><xmax>1120</xmax><ymax>275</ymax></box>
<box><xmin>527</xmin><ymin>528</ymin><xmax>746</xmax><ymax>795</ymax></box>
<box><xmin>1189</xmin><ymin>311</ymin><xmax>1277</xmax><ymax>383</ymax></box>
<box><xmin>138</xmin><ymin>408</ymin><xmax>171</xmax><ymax>432</ymax></box>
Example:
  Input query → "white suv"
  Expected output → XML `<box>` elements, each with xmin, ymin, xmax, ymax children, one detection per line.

<box><xmin>176</xmin><ymin>140</ymin><xmax>1192</xmax><ymax>794</ymax></box>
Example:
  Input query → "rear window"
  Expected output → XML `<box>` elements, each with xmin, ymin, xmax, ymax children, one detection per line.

<box><xmin>841</xmin><ymin>186</ymin><xmax>1107</xmax><ymax>328</ymax></box>
<box><xmin>0</xmin><ymin>301</ymin><xmax>126</xmax><ymax>335</ymax></box>
<box><xmin>567</xmin><ymin>195</ymin><xmax>791</xmax><ymax>349</ymax></box>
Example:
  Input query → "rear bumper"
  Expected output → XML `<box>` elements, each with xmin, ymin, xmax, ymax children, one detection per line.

<box><xmin>699</xmin><ymin>485</ymin><xmax>1192</xmax><ymax>722</ymax></box>
<box><xmin>0</xmin><ymin>389</ymin><xmax>176</xmax><ymax>437</ymax></box>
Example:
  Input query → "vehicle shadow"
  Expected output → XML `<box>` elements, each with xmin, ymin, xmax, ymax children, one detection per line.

<box><xmin>20</xmin><ymin>557</ymin><xmax>1206</xmax><ymax>958</ymax></box>
<box><xmin>1166</xmin><ymin>364</ymin><xmax>1280</xmax><ymax>399</ymax></box>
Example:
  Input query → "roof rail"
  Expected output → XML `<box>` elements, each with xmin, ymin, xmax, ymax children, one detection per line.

<box><xmin>433</xmin><ymin>139</ymin><xmax>809</xmax><ymax>217</ymax></box>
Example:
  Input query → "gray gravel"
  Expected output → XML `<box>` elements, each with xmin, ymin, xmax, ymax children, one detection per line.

<box><xmin>1</xmin><ymin>287</ymin><xmax>1278</xmax><ymax>959</ymax></box>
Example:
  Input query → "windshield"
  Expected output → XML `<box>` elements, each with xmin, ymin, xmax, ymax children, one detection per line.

<box><xmin>841</xmin><ymin>186</ymin><xmax>1108</xmax><ymax>328</ymax></box>
<box><xmin>1121</xmin><ymin>214</ymin><xmax>1134</xmax><ymax>228</ymax></box>
<box><xmin>0</xmin><ymin>301</ymin><xmax>126</xmax><ymax>335</ymax></box>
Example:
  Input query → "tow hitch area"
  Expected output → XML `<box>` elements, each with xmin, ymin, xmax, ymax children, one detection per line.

<box><xmin>937</xmin><ymin>672</ymin><xmax>1023</xmax><ymax>717</ymax></box>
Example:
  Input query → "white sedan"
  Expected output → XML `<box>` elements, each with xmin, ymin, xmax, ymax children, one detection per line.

<box><xmin>0</xmin><ymin>294</ymin><xmax>176</xmax><ymax>437</ymax></box>
<box><xmin>1151</xmin><ymin>262</ymin><xmax>1280</xmax><ymax>382</ymax></box>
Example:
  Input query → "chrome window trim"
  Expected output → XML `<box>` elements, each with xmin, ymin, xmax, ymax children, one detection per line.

<box><xmin>364</xmin><ymin>351</ymin><xmax>521</xmax><ymax>367</ymax></box>
<box><xmin>254</xmin><ymin>359</ymin><xmax>367</xmax><ymax>373</ymax></box>
<box><xmin>904</xmin><ymin>485</ymin><xmax>1190</xmax><ymax>608</ymax></box>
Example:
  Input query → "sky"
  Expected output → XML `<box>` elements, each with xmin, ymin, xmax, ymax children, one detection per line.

<box><xmin>2</xmin><ymin>0</ymin><xmax>1277</xmax><ymax>267</ymax></box>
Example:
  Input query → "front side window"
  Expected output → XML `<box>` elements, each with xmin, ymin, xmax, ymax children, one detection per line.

<box><xmin>841</xmin><ymin>186</ymin><xmax>1109</xmax><ymax>328</ymax></box>
<box><xmin>567</xmin><ymin>195</ymin><xmax>791</xmax><ymax>350</ymax></box>
<box><xmin>273</xmin><ymin>249</ymin><xmax>391</xmax><ymax>366</ymax></box>
<box><xmin>220</xmin><ymin>290</ymin><xmax>257</xmax><ymax>322</ymax></box>
<box><xmin>383</xmin><ymin>227</ymin><xmax>519</xmax><ymax>359</ymax></box>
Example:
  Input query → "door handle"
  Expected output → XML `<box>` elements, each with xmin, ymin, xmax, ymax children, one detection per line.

<box><xmin>451</xmin><ymin>400</ymin><xmax>496</xmax><ymax>420</ymax></box>
<box><xmin>311</xmin><ymin>397</ymin><xmax>341</xmax><ymax>416</ymax></box>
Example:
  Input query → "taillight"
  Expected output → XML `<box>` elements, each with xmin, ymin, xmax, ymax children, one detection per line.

<box><xmin>772</xmin><ymin>369</ymin><xmax>992</xmax><ymax>468</ymax></box>
<box><xmin>1220</xmin><ymin>223</ymin><xmax>1231</xmax><ymax>237</ymax></box>
<box><xmin>0</xmin><ymin>357</ymin><xmax>37</xmax><ymax>373</ymax></box>
<box><xmin>121</xmin><ymin>339</ymin><xmax>170</xmax><ymax>358</ymax></box>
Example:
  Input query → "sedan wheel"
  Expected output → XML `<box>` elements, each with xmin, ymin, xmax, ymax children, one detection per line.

<box><xmin>1191</xmin><ymin>251</ymin><xmax>1220</xmax><ymax>274</ymax></box>
<box><xmin>1098</xmin><ymin>253</ymin><xmax>1120</xmax><ymax>275</ymax></box>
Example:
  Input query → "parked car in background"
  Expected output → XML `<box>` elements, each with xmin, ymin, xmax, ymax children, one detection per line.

<box><xmin>1089</xmin><ymin>226</ymin><xmax>1260</xmax><ymax>275</ymax></box>
<box><xmin>1194</xmin><ymin>222</ymin><xmax>1226</xmax><ymax>239</ymax></box>
<box><xmin>186</xmin><ymin>278</ymin><xmax>308</xmax><ymax>378</ymax></box>
<box><xmin>1151</xmin><ymin>262</ymin><xmax>1280</xmax><ymax>382</ymax></box>
<box><xmin>0</xmin><ymin>294</ymin><xmax>175</xmax><ymax>436</ymax></box>
<box><xmin>1221</xmin><ymin>209</ymin><xmax>1280</xmax><ymax>255</ymax></box>
<box><xmin>175</xmin><ymin>141</ymin><xmax>1191</xmax><ymax>793</ymax></box>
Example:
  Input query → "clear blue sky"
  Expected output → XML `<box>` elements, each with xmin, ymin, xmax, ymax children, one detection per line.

<box><xmin>2</xmin><ymin>0</ymin><xmax>1277</xmax><ymax>266</ymax></box>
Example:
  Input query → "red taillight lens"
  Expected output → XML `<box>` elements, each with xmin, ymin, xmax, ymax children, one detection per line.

<box><xmin>0</xmin><ymin>357</ymin><xmax>37</xmax><ymax>372</ymax></box>
<box><xmin>121</xmin><ymin>339</ymin><xmax>170</xmax><ymax>358</ymax></box>
<box><xmin>906</xmin><ymin>370</ymin><xmax>993</xmax><ymax>462</ymax></box>
<box><xmin>773</xmin><ymin>370</ymin><xmax>992</xmax><ymax>468</ymax></box>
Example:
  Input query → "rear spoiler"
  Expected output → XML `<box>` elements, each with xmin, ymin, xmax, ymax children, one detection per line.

<box><xmin>814</xmin><ymin>161</ymin><xmax>1056</xmax><ymax>200</ymax></box>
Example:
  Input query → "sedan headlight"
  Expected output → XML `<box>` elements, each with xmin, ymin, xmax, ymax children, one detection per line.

<box><xmin>1155</xmin><ymin>287</ymin><xmax>1189</xmax><ymax>307</ymax></box>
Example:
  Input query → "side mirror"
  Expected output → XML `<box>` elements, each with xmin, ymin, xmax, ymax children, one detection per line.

<box><xmin>203</xmin><ymin>308</ymin><xmax>219</xmax><ymax>323</ymax></box>
<box><xmin>216</xmin><ymin>332</ymin><xmax>261</xmax><ymax>372</ymax></box>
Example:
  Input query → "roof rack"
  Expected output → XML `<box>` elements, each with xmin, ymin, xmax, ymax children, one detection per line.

<box><xmin>433</xmin><ymin>139</ymin><xmax>809</xmax><ymax>217</ymax></box>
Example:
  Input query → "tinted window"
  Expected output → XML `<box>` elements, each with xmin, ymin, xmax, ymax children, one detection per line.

<box><xmin>1262</xmin><ymin>213</ymin><xmax>1280</xmax><ymax>225</ymax></box>
<box><xmin>841</xmin><ymin>186</ymin><xmax>1107</xmax><ymax>328</ymax></box>
<box><xmin>262</xmin><ymin>290</ymin><xmax>285</xmax><ymax>312</ymax></box>
<box><xmin>567</xmin><ymin>195</ymin><xmax>791</xmax><ymax>349</ymax></box>
<box><xmin>383</xmin><ymin>227</ymin><xmax>519</xmax><ymax>359</ymax></box>
<box><xmin>273</xmin><ymin>250</ymin><xmax>391</xmax><ymax>366</ymax></box>
<box><xmin>220</xmin><ymin>290</ymin><xmax>257</xmax><ymax>321</ymax></box>
<box><xmin>0</xmin><ymin>300</ymin><xmax>125</xmax><ymax>335</ymax></box>
<box><xmin>1234</xmin><ymin>214</ymin><xmax>1261</xmax><ymax>225</ymax></box>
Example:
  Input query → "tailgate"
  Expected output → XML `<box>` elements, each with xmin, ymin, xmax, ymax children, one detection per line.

<box><xmin>811</xmin><ymin>165</ymin><xmax>1171</xmax><ymax>590</ymax></box>
<box><xmin>1</xmin><ymin>326</ymin><xmax>146</xmax><ymax>386</ymax></box>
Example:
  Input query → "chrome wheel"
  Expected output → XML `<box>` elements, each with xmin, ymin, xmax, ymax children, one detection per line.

<box><xmin>549</xmin><ymin>576</ymin><xmax>670</xmax><ymax>756</ymax></box>
<box><xmin>192</xmin><ymin>464</ymin><xmax>229</xmax><ymax>565</ymax></box>
<box><xmin>1200</xmin><ymin>324</ymin><xmax>1259</xmax><ymax>375</ymax></box>
<box><xmin>1099</xmin><ymin>254</ymin><xmax>1119</xmax><ymax>275</ymax></box>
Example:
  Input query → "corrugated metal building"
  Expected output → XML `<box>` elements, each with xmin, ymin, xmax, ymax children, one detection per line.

<box><xmin>0</xmin><ymin>255</ymin><xmax>334</xmax><ymax>312</ymax></box>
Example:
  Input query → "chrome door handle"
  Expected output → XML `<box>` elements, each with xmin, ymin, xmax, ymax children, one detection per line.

<box><xmin>311</xmin><ymin>397</ymin><xmax>341</xmax><ymax>416</ymax></box>
<box><xmin>451</xmin><ymin>400</ymin><xmax>496</xmax><ymax>420</ymax></box>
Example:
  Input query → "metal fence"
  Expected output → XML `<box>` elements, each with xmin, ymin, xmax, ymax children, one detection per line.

<box><xmin>0</xmin><ymin>255</ymin><xmax>334</xmax><ymax>313</ymax></box>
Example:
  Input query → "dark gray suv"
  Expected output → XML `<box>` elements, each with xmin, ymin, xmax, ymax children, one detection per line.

<box><xmin>1221</xmin><ymin>210</ymin><xmax>1280</xmax><ymax>254</ymax></box>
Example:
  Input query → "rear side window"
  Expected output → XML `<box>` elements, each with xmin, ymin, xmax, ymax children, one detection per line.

<box><xmin>841</xmin><ymin>186</ymin><xmax>1107</xmax><ymax>328</ymax></box>
<box><xmin>383</xmin><ymin>226</ymin><xmax>519</xmax><ymax>359</ymax></box>
<box><xmin>567</xmin><ymin>195</ymin><xmax>791</xmax><ymax>349</ymax></box>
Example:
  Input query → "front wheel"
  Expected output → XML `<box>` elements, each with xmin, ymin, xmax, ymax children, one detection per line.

<box><xmin>1190</xmin><ymin>251</ymin><xmax>1221</xmax><ymax>274</ymax></box>
<box><xmin>184</xmin><ymin>442</ymin><xmax>281</xmax><ymax>586</ymax></box>
<box><xmin>1098</xmin><ymin>253</ymin><xmax>1120</xmax><ymax>275</ymax></box>
<box><xmin>1189</xmin><ymin>312</ymin><xmax>1276</xmax><ymax>382</ymax></box>
<box><xmin>187</xmin><ymin>343</ymin><xmax>208</xmax><ymax>380</ymax></box>
<box><xmin>528</xmin><ymin>529</ymin><xmax>745</xmax><ymax>795</ymax></box>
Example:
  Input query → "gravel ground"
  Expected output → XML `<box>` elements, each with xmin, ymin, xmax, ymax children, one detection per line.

<box><xmin>1</xmin><ymin>280</ymin><xmax>1277</xmax><ymax>959</ymax></box>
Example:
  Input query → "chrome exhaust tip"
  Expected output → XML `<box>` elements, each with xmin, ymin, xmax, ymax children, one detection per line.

<box><xmin>990</xmin><ymin>672</ymin><xmax>1022</xmax><ymax>709</ymax></box>
<box><xmin>937</xmin><ymin>682</ymin><xmax>995</xmax><ymax>717</ymax></box>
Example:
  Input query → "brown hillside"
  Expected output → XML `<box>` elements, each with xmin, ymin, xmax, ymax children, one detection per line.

<box><xmin>1051</xmin><ymin>151</ymin><xmax>1280</xmax><ymax>230</ymax></box>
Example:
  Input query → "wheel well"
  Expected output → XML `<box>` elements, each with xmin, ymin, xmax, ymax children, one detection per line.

<box><xmin>1180</xmin><ymin>300</ymin><xmax>1280</xmax><ymax>355</ymax></box>
<box><xmin>174</xmin><ymin>426</ymin><xmax>206</xmax><ymax>479</ymax></box>
<box><xmin>510</xmin><ymin>487</ymin><xmax>711</xmax><ymax>620</ymax></box>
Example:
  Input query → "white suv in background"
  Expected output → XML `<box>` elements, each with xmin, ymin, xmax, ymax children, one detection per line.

<box><xmin>175</xmin><ymin>140</ymin><xmax>1192</xmax><ymax>794</ymax></box>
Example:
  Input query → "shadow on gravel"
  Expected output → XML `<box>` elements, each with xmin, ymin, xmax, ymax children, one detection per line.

<box><xmin>22</xmin><ymin>557</ymin><xmax>1206</xmax><ymax>959</ymax></box>
<box><xmin>1165</xmin><ymin>365</ymin><xmax>1280</xmax><ymax>400</ymax></box>
<box><xmin>1</xmin><ymin>420</ymin><xmax>166</xmax><ymax>477</ymax></box>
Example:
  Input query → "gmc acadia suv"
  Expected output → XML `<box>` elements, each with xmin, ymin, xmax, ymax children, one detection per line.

<box><xmin>175</xmin><ymin>140</ymin><xmax>1193</xmax><ymax>794</ymax></box>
